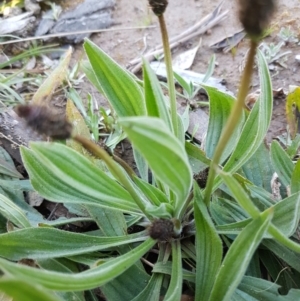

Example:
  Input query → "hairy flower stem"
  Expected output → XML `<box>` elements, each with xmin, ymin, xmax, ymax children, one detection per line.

<box><xmin>73</xmin><ymin>135</ymin><xmax>152</xmax><ymax>218</ymax></box>
<box><xmin>203</xmin><ymin>40</ymin><xmax>258</xmax><ymax>206</ymax></box>
<box><xmin>158</xmin><ymin>15</ymin><xmax>178</xmax><ymax>137</ymax></box>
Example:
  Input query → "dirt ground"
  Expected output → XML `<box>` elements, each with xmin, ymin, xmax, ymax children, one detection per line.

<box><xmin>70</xmin><ymin>0</ymin><xmax>300</xmax><ymax>142</ymax></box>
<box><xmin>2</xmin><ymin>0</ymin><xmax>300</xmax><ymax>146</ymax></box>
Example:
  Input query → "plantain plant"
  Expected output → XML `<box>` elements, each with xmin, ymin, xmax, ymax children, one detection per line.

<box><xmin>1</xmin><ymin>0</ymin><xmax>300</xmax><ymax>300</ymax></box>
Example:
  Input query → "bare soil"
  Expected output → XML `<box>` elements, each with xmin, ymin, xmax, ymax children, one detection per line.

<box><xmin>72</xmin><ymin>0</ymin><xmax>300</xmax><ymax>142</ymax></box>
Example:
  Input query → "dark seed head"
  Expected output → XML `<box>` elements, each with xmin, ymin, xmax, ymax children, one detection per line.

<box><xmin>194</xmin><ymin>168</ymin><xmax>209</xmax><ymax>189</ymax></box>
<box><xmin>238</xmin><ymin>0</ymin><xmax>276</xmax><ymax>38</ymax></box>
<box><xmin>148</xmin><ymin>218</ymin><xmax>174</xmax><ymax>241</ymax></box>
<box><xmin>148</xmin><ymin>0</ymin><xmax>168</xmax><ymax>16</ymax></box>
<box><xmin>15</xmin><ymin>104</ymin><xmax>73</xmax><ymax>140</ymax></box>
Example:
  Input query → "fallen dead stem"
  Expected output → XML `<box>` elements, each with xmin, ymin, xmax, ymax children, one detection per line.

<box><xmin>128</xmin><ymin>2</ymin><xmax>228</xmax><ymax>73</ymax></box>
<box><xmin>0</xmin><ymin>25</ymin><xmax>156</xmax><ymax>46</ymax></box>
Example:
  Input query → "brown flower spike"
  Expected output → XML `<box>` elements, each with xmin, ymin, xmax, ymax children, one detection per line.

<box><xmin>148</xmin><ymin>218</ymin><xmax>174</xmax><ymax>241</ymax></box>
<box><xmin>148</xmin><ymin>0</ymin><xmax>168</xmax><ymax>16</ymax></box>
<box><xmin>15</xmin><ymin>104</ymin><xmax>72</xmax><ymax>140</ymax></box>
<box><xmin>238</xmin><ymin>0</ymin><xmax>276</xmax><ymax>37</ymax></box>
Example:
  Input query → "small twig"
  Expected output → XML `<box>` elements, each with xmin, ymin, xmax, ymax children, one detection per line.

<box><xmin>47</xmin><ymin>203</ymin><xmax>59</xmax><ymax>220</ymax></box>
<box><xmin>0</xmin><ymin>68</ymin><xmax>50</xmax><ymax>74</ymax></box>
<box><xmin>129</xmin><ymin>1</ymin><xmax>225</xmax><ymax>66</ymax></box>
<box><xmin>140</xmin><ymin>257</ymin><xmax>155</xmax><ymax>268</ymax></box>
<box><xmin>0</xmin><ymin>25</ymin><xmax>156</xmax><ymax>45</ymax></box>
<box><xmin>129</xmin><ymin>10</ymin><xmax>228</xmax><ymax>73</ymax></box>
<box><xmin>0</xmin><ymin>132</ymin><xmax>22</xmax><ymax>147</ymax></box>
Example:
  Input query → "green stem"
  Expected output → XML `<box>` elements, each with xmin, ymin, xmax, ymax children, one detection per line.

<box><xmin>176</xmin><ymin>190</ymin><xmax>193</xmax><ymax>220</ymax></box>
<box><xmin>269</xmin><ymin>224</ymin><xmax>300</xmax><ymax>253</ymax></box>
<box><xmin>73</xmin><ymin>135</ymin><xmax>151</xmax><ymax>219</ymax></box>
<box><xmin>203</xmin><ymin>40</ymin><xmax>258</xmax><ymax>206</ymax></box>
<box><xmin>158</xmin><ymin>15</ymin><xmax>178</xmax><ymax>138</ymax></box>
<box><xmin>112</xmin><ymin>154</ymin><xmax>136</xmax><ymax>178</ymax></box>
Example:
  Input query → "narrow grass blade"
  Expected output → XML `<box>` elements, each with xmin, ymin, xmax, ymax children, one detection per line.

<box><xmin>202</xmin><ymin>54</ymin><xmax>216</xmax><ymax>83</ymax></box>
<box><xmin>0</xmin><ymin>238</ymin><xmax>156</xmax><ymax>291</ymax></box>
<box><xmin>209</xmin><ymin>209</ymin><xmax>273</xmax><ymax>301</ymax></box>
<box><xmin>131</xmin><ymin>274</ymin><xmax>163</xmax><ymax>301</ymax></box>
<box><xmin>291</xmin><ymin>159</ymin><xmax>300</xmax><ymax>194</ymax></box>
<box><xmin>163</xmin><ymin>240</ymin><xmax>182</xmax><ymax>301</ymax></box>
<box><xmin>143</xmin><ymin>59</ymin><xmax>172</xmax><ymax>130</ymax></box>
<box><xmin>194</xmin><ymin>183</ymin><xmax>222</xmax><ymax>300</ymax></box>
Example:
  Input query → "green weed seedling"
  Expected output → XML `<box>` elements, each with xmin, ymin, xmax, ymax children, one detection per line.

<box><xmin>278</xmin><ymin>26</ymin><xmax>299</xmax><ymax>44</ymax></box>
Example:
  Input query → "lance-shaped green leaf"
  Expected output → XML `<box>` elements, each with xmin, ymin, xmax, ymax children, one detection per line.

<box><xmin>211</xmin><ymin>49</ymin><xmax>273</xmax><ymax>192</ymax></box>
<box><xmin>120</xmin><ymin>117</ymin><xmax>192</xmax><ymax>211</ymax></box>
<box><xmin>219</xmin><ymin>173</ymin><xmax>300</xmax><ymax>237</ymax></box>
<box><xmin>271</xmin><ymin>192</ymin><xmax>300</xmax><ymax>236</ymax></box>
<box><xmin>85</xmin><ymin>205</ymin><xmax>127</xmax><ymax>238</ymax></box>
<box><xmin>0</xmin><ymin>179</ymin><xmax>31</xmax><ymax>192</ymax></box>
<box><xmin>143</xmin><ymin>59</ymin><xmax>172</xmax><ymax>131</ymax></box>
<box><xmin>21</xmin><ymin>143</ymin><xmax>141</xmax><ymax>214</ymax></box>
<box><xmin>194</xmin><ymin>183</ymin><xmax>222</xmax><ymax>301</ymax></box>
<box><xmin>131</xmin><ymin>274</ymin><xmax>163</xmax><ymax>301</ymax></box>
<box><xmin>0</xmin><ymin>227</ymin><xmax>148</xmax><ymax>260</ymax></box>
<box><xmin>81</xmin><ymin>60</ymin><xmax>104</xmax><ymax>94</ymax></box>
<box><xmin>84</xmin><ymin>39</ymin><xmax>145</xmax><ymax>117</ymax></box>
<box><xmin>263</xmin><ymin>239</ymin><xmax>300</xmax><ymax>273</ymax></box>
<box><xmin>209</xmin><ymin>208</ymin><xmax>273</xmax><ymax>301</ymax></box>
<box><xmin>259</xmin><ymin>249</ymin><xmax>300</xmax><ymax>295</ymax></box>
<box><xmin>100</xmin><ymin>262</ymin><xmax>150</xmax><ymax>301</ymax></box>
<box><xmin>0</xmin><ymin>238</ymin><xmax>156</xmax><ymax>291</ymax></box>
<box><xmin>204</xmin><ymin>85</ymin><xmax>244</xmax><ymax>163</ymax></box>
<box><xmin>174</xmin><ymin>72</ymin><xmax>193</xmax><ymax>97</ymax></box>
<box><xmin>0</xmin><ymin>193</ymin><xmax>31</xmax><ymax>228</ymax></box>
<box><xmin>238</xmin><ymin>275</ymin><xmax>300</xmax><ymax>300</ymax></box>
<box><xmin>84</xmin><ymin>205</ymin><xmax>150</xmax><ymax>301</ymax></box>
<box><xmin>215</xmin><ymin>191</ymin><xmax>300</xmax><ymax>238</ymax></box>
<box><xmin>220</xmin><ymin>172</ymin><xmax>260</xmax><ymax>218</ymax></box>
<box><xmin>271</xmin><ymin>140</ymin><xmax>294</xmax><ymax>187</ymax></box>
<box><xmin>242</xmin><ymin>143</ymin><xmax>274</xmax><ymax>192</ymax></box>
<box><xmin>133</xmin><ymin>147</ymin><xmax>149</xmax><ymax>182</ymax></box>
<box><xmin>133</xmin><ymin>178</ymin><xmax>173</xmax><ymax>219</ymax></box>
<box><xmin>0</xmin><ymin>147</ymin><xmax>23</xmax><ymax>178</ymax></box>
<box><xmin>163</xmin><ymin>240</ymin><xmax>182</xmax><ymax>301</ymax></box>
<box><xmin>134</xmin><ymin>177</ymin><xmax>170</xmax><ymax>206</ymax></box>
<box><xmin>0</xmin><ymin>278</ymin><xmax>63</xmax><ymax>301</ymax></box>
<box><xmin>291</xmin><ymin>159</ymin><xmax>300</xmax><ymax>194</ymax></box>
<box><xmin>202</xmin><ymin>54</ymin><xmax>216</xmax><ymax>83</ymax></box>
<box><xmin>36</xmin><ymin>259</ymin><xmax>85</xmax><ymax>301</ymax></box>
<box><xmin>185</xmin><ymin>141</ymin><xmax>211</xmax><ymax>173</ymax></box>
<box><xmin>132</xmin><ymin>243</ymin><xmax>166</xmax><ymax>301</ymax></box>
